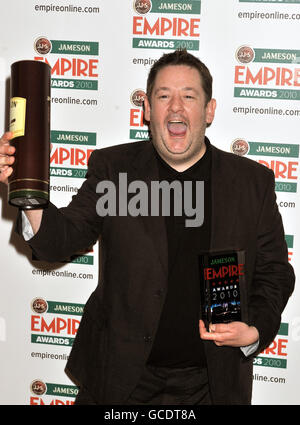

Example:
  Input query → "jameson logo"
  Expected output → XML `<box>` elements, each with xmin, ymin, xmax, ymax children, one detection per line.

<box><xmin>255</xmin><ymin>49</ymin><xmax>300</xmax><ymax>64</ymax></box>
<box><xmin>134</xmin><ymin>0</ymin><xmax>152</xmax><ymax>14</ymax></box>
<box><xmin>250</xmin><ymin>142</ymin><xmax>299</xmax><ymax>157</ymax></box>
<box><xmin>231</xmin><ymin>140</ymin><xmax>299</xmax><ymax>158</ymax></box>
<box><xmin>30</xmin><ymin>298</ymin><xmax>83</xmax><ymax>347</ymax></box>
<box><xmin>31</xmin><ymin>298</ymin><xmax>48</xmax><ymax>314</ymax></box>
<box><xmin>31</xmin><ymin>299</ymin><xmax>84</xmax><ymax>316</ymax></box>
<box><xmin>132</xmin><ymin>0</ymin><xmax>200</xmax><ymax>50</ymax></box>
<box><xmin>234</xmin><ymin>46</ymin><xmax>300</xmax><ymax>100</ymax></box>
<box><xmin>236</xmin><ymin>46</ymin><xmax>300</xmax><ymax>64</ymax></box>
<box><xmin>230</xmin><ymin>139</ymin><xmax>249</xmax><ymax>156</ymax></box>
<box><xmin>30</xmin><ymin>380</ymin><xmax>78</xmax><ymax>405</ymax></box>
<box><xmin>31</xmin><ymin>380</ymin><xmax>47</xmax><ymax>396</ymax></box>
<box><xmin>34</xmin><ymin>37</ymin><xmax>52</xmax><ymax>55</ymax></box>
<box><xmin>236</xmin><ymin>46</ymin><xmax>255</xmax><ymax>64</ymax></box>
<box><xmin>199</xmin><ymin>251</ymin><xmax>246</xmax><ymax>329</ymax></box>
<box><xmin>134</xmin><ymin>0</ymin><xmax>201</xmax><ymax>14</ymax></box>
<box><xmin>231</xmin><ymin>139</ymin><xmax>299</xmax><ymax>193</ymax></box>
<box><xmin>34</xmin><ymin>37</ymin><xmax>99</xmax><ymax>91</ymax></box>
<box><xmin>254</xmin><ymin>323</ymin><xmax>289</xmax><ymax>369</ymax></box>
<box><xmin>44</xmin><ymin>383</ymin><xmax>78</xmax><ymax>397</ymax></box>
<box><xmin>51</xmin><ymin>131</ymin><xmax>97</xmax><ymax>146</ymax></box>
<box><xmin>34</xmin><ymin>37</ymin><xmax>99</xmax><ymax>55</ymax></box>
<box><xmin>96</xmin><ymin>173</ymin><xmax>204</xmax><ymax>227</ymax></box>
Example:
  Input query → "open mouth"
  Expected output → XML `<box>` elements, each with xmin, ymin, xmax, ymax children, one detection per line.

<box><xmin>167</xmin><ymin>120</ymin><xmax>187</xmax><ymax>137</ymax></box>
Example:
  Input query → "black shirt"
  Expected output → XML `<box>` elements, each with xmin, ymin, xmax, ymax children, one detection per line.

<box><xmin>147</xmin><ymin>141</ymin><xmax>212</xmax><ymax>367</ymax></box>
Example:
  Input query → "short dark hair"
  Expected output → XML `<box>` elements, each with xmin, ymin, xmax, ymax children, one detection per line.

<box><xmin>146</xmin><ymin>49</ymin><xmax>213</xmax><ymax>104</ymax></box>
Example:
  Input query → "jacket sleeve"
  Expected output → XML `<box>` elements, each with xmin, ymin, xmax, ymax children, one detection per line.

<box><xmin>15</xmin><ymin>150</ymin><xmax>104</xmax><ymax>262</ymax></box>
<box><xmin>248</xmin><ymin>169</ymin><xmax>295</xmax><ymax>354</ymax></box>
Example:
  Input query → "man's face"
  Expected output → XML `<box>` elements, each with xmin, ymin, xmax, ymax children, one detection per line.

<box><xmin>144</xmin><ymin>65</ymin><xmax>216</xmax><ymax>171</ymax></box>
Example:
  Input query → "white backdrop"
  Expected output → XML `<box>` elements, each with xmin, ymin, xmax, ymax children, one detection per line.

<box><xmin>0</xmin><ymin>0</ymin><xmax>299</xmax><ymax>405</ymax></box>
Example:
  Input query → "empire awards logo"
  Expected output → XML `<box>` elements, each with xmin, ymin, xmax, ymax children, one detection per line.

<box><xmin>30</xmin><ymin>299</ymin><xmax>83</xmax><ymax>347</ymax></box>
<box><xmin>33</xmin><ymin>36</ymin><xmax>99</xmax><ymax>91</ymax></box>
<box><xmin>132</xmin><ymin>0</ymin><xmax>201</xmax><ymax>50</ymax></box>
<box><xmin>234</xmin><ymin>45</ymin><xmax>300</xmax><ymax>100</ymax></box>
<box><xmin>231</xmin><ymin>139</ymin><xmax>299</xmax><ymax>193</ymax></box>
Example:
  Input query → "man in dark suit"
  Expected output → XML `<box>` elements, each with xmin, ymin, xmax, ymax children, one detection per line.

<box><xmin>0</xmin><ymin>50</ymin><xmax>294</xmax><ymax>404</ymax></box>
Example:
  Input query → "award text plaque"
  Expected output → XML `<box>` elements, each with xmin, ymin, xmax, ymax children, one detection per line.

<box><xmin>199</xmin><ymin>250</ymin><xmax>247</xmax><ymax>329</ymax></box>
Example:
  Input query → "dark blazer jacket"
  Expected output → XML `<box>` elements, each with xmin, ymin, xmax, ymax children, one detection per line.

<box><xmin>22</xmin><ymin>138</ymin><xmax>295</xmax><ymax>405</ymax></box>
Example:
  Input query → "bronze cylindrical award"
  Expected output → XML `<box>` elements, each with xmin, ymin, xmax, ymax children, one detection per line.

<box><xmin>8</xmin><ymin>60</ymin><xmax>51</xmax><ymax>209</ymax></box>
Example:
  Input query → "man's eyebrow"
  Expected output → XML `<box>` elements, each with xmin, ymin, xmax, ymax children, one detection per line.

<box><xmin>154</xmin><ymin>86</ymin><xmax>199</xmax><ymax>94</ymax></box>
<box><xmin>154</xmin><ymin>87</ymin><xmax>170</xmax><ymax>94</ymax></box>
<box><xmin>182</xmin><ymin>87</ymin><xmax>199</xmax><ymax>93</ymax></box>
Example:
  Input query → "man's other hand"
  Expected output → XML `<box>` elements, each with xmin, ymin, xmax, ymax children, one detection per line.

<box><xmin>0</xmin><ymin>132</ymin><xmax>15</xmax><ymax>184</ymax></box>
<box><xmin>199</xmin><ymin>319</ymin><xmax>259</xmax><ymax>347</ymax></box>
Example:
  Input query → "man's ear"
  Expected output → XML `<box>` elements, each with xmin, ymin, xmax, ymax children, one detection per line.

<box><xmin>143</xmin><ymin>95</ymin><xmax>151</xmax><ymax>122</ymax></box>
<box><xmin>205</xmin><ymin>98</ymin><xmax>216</xmax><ymax>125</ymax></box>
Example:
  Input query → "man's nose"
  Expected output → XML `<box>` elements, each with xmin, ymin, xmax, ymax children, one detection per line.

<box><xmin>168</xmin><ymin>94</ymin><xmax>184</xmax><ymax>113</ymax></box>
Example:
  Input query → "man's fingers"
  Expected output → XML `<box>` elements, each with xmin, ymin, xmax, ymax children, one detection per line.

<box><xmin>0</xmin><ymin>133</ymin><xmax>15</xmax><ymax>184</ymax></box>
<box><xmin>1</xmin><ymin>166</ymin><xmax>13</xmax><ymax>177</ymax></box>
<box><xmin>199</xmin><ymin>319</ymin><xmax>206</xmax><ymax>333</ymax></box>
<box><xmin>0</xmin><ymin>165</ymin><xmax>13</xmax><ymax>184</ymax></box>
<box><xmin>199</xmin><ymin>320</ymin><xmax>237</xmax><ymax>346</ymax></box>
<box><xmin>199</xmin><ymin>320</ymin><xmax>221</xmax><ymax>340</ymax></box>
<box><xmin>200</xmin><ymin>321</ymin><xmax>259</xmax><ymax>347</ymax></box>
<box><xmin>0</xmin><ymin>132</ymin><xmax>15</xmax><ymax>156</ymax></box>
<box><xmin>209</xmin><ymin>323</ymin><xmax>231</xmax><ymax>333</ymax></box>
<box><xmin>0</xmin><ymin>131</ymin><xmax>14</xmax><ymax>144</ymax></box>
<box><xmin>199</xmin><ymin>320</ymin><xmax>217</xmax><ymax>338</ymax></box>
<box><xmin>0</xmin><ymin>154</ymin><xmax>14</xmax><ymax>165</ymax></box>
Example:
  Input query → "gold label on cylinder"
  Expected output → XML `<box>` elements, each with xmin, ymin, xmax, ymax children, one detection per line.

<box><xmin>9</xmin><ymin>97</ymin><xmax>26</xmax><ymax>139</ymax></box>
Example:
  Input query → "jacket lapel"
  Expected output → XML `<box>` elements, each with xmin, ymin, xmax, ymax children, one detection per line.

<box><xmin>210</xmin><ymin>145</ymin><xmax>241</xmax><ymax>251</ymax></box>
<box><xmin>132</xmin><ymin>142</ymin><xmax>168</xmax><ymax>277</ymax></box>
